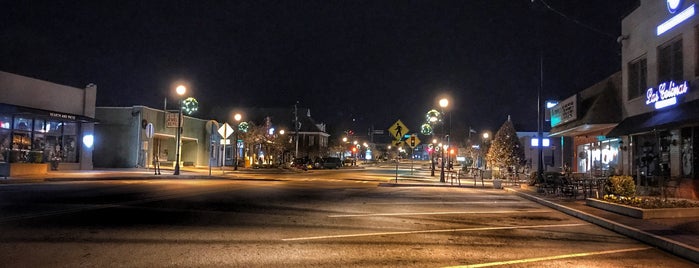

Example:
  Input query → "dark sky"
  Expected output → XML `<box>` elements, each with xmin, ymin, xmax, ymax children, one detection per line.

<box><xmin>1</xmin><ymin>0</ymin><xmax>638</xmax><ymax>141</ymax></box>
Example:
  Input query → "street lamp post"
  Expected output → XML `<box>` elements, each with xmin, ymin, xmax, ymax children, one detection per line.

<box><xmin>234</xmin><ymin>113</ymin><xmax>242</xmax><ymax>171</ymax></box>
<box><xmin>173</xmin><ymin>85</ymin><xmax>186</xmax><ymax>175</ymax></box>
<box><xmin>439</xmin><ymin>98</ymin><xmax>449</xmax><ymax>183</ymax></box>
<box><xmin>482</xmin><ymin>132</ymin><xmax>490</xmax><ymax>170</ymax></box>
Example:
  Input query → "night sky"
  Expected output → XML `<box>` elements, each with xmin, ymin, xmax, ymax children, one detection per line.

<box><xmin>1</xmin><ymin>0</ymin><xmax>638</xmax><ymax>141</ymax></box>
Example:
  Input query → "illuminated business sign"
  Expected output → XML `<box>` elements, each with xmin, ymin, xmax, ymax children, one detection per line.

<box><xmin>531</xmin><ymin>138</ymin><xmax>550</xmax><ymax>147</ymax></box>
<box><xmin>646</xmin><ymin>80</ymin><xmax>690</xmax><ymax>109</ymax></box>
<box><xmin>550</xmin><ymin>95</ymin><xmax>578</xmax><ymax>127</ymax></box>
<box><xmin>657</xmin><ymin>1</ymin><xmax>695</xmax><ymax>36</ymax></box>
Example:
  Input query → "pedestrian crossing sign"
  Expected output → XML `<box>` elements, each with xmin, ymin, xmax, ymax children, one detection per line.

<box><xmin>388</xmin><ymin>120</ymin><xmax>409</xmax><ymax>141</ymax></box>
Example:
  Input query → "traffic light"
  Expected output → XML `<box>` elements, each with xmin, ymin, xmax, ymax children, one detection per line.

<box><xmin>352</xmin><ymin>147</ymin><xmax>357</xmax><ymax>153</ymax></box>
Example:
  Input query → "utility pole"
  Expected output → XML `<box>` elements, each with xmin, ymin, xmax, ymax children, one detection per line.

<box><xmin>294</xmin><ymin>101</ymin><xmax>299</xmax><ymax>158</ymax></box>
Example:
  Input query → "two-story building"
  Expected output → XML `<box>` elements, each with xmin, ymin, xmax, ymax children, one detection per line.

<box><xmin>609</xmin><ymin>0</ymin><xmax>699</xmax><ymax>197</ymax></box>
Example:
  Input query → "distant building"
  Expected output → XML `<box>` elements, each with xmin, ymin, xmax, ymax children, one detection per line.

<box><xmin>235</xmin><ymin>106</ymin><xmax>330</xmax><ymax>162</ymax></box>
<box><xmin>0</xmin><ymin>71</ymin><xmax>97</xmax><ymax>176</ymax></box>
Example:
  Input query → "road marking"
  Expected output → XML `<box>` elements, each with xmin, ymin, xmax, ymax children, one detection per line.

<box><xmin>282</xmin><ymin>223</ymin><xmax>589</xmax><ymax>241</ymax></box>
<box><xmin>446</xmin><ymin>247</ymin><xmax>653</xmax><ymax>268</ymax></box>
<box><xmin>328</xmin><ymin>210</ymin><xmax>552</xmax><ymax>217</ymax></box>
<box><xmin>364</xmin><ymin>201</ymin><xmax>525</xmax><ymax>205</ymax></box>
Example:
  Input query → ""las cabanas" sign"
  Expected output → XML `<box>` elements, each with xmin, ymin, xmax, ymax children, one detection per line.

<box><xmin>646</xmin><ymin>80</ymin><xmax>689</xmax><ymax>109</ymax></box>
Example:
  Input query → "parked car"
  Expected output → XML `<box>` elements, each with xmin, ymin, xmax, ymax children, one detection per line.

<box><xmin>322</xmin><ymin>157</ymin><xmax>342</xmax><ymax>169</ymax></box>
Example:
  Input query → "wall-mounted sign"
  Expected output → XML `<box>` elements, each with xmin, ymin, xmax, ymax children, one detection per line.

<box><xmin>166</xmin><ymin>112</ymin><xmax>181</xmax><ymax>128</ymax></box>
<box><xmin>646</xmin><ymin>80</ymin><xmax>690</xmax><ymax>109</ymax></box>
<box><xmin>657</xmin><ymin>1</ymin><xmax>695</xmax><ymax>36</ymax></box>
<box><xmin>550</xmin><ymin>95</ymin><xmax>578</xmax><ymax>127</ymax></box>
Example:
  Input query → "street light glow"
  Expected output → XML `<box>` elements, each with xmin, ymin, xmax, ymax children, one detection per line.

<box><xmin>439</xmin><ymin>98</ymin><xmax>449</xmax><ymax>108</ymax></box>
<box><xmin>234</xmin><ymin>113</ymin><xmax>242</xmax><ymax>121</ymax></box>
<box><xmin>176</xmin><ymin>85</ymin><xmax>186</xmax><ymax>96</ymax></box>
<box><xmin>483</xmin><ymin>132</ymin><xmax>489</xmax><ymax>139</ymax></box>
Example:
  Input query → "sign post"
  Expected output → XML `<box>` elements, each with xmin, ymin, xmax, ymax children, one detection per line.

<box><xmin>218</xmin><ymin>123</ymin><xmax>234</xmax><ymax>174</ymax></box>
<box><xmin>388</xmin><ymin>119</ymin><xmax>410</xmax><ymax>183</ymax></box>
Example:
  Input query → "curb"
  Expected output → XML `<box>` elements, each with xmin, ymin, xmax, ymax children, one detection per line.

<box><xmin>505</xmin><ymin>187</ymin><xmax>699</xmax><ymax>263</ymax></box>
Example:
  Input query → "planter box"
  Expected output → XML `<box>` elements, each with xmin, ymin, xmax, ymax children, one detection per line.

<box><xmin>586</xmin><ymin>198</ymin><xmax>699</xmax><ymax>219</ymax></box>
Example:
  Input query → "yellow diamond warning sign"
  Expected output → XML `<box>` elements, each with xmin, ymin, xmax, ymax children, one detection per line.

<box><xmin>388</xmin><ymin>120</ymin><xmax>408</xmax><ymax>141</ymax></box>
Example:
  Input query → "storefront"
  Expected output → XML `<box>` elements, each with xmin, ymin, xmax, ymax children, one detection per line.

<box><xmin>548</xmin><ymin>73</ymin><xmax>623</xmax><ymax>176</ymax></box>
<box><xmin>608</xmin><ymin>99</ymin><xmax>699</xmax><ymax>184</ymax></box>
<box><xmin>0</xmin><ymin>71</ymin><xmax>97</xmax><ymax>176</ymax></box>
<box><xmin>0</xmin><ymin>105</ymin><xmax>96</xmax><ymax>165</ymax></box>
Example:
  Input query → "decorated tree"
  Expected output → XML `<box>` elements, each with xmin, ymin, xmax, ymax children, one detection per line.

<box><xmin>486</xmin><ymin>116</ymin><xmax>525</xmax><ymax>174</ymax></box>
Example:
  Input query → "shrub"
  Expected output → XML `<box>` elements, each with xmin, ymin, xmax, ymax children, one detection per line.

<box><xmin>605</xmin><ymin>175</ymin><xmax>636</xmax><ymax>197</ymax></box>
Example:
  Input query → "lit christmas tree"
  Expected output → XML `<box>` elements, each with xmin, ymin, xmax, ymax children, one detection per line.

<box><xmin>486</xmin><ymin>116</ymin><xmax>525</xmax><ymax>173</ymax></box>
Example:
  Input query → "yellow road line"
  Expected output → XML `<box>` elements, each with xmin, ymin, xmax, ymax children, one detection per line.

<box><xmin>282</xmin><ymin>223</ymin><xmax>588</xmax><ymax>241</ymax></box>
<box><xmin>446</xmin><ymin>247</ymin><xmax>653</xmax><ymax>268</ymax></box>
<box><xmin>328</xmin><ymin>210</ymin><xmax>552</xmax><ymax>217</ymax></box>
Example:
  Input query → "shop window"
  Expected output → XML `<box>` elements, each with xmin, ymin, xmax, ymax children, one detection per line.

<box><xmin>33</xmin><ymin>119</ymin><xmax>46</xmax><ymax>132</ymax></box>
<box><xmin>658</xmin><ymin>38</ymin><xmax>683</xmax><ymax>83</ymax></box>
<box><xmin>60</xmin><ymin>122</ymin><xmax>78</xmax><ymax>163</ymax></box>
<box><xmin>13</xmin><ymin>117</ymin><xmax>32</xmax><ymax>130</ymax></box>
<box><xmin>0</xmin><ymin>114</ymin><xmax>11</xmax><ymax>129</ymax></box>
<box><xmin>628</xmin><ymin>57</ymin><xmax>647</xmax><ymax>100</ymax></box>
<box><xmin>0</xmin><ymin>129</ymin><xmax>9</xmax><ymax>162</ymax></box>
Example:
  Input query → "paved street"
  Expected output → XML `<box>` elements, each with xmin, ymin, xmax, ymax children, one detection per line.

<box><xmin>0</xmin><ymin>168</ymin><xmax>695</xmax><ymax>267</ymax></box>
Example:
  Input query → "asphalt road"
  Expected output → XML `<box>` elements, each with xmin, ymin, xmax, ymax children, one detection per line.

<box><xmin>0</xmin><ymin>168</ymin><xmax>694</xmax><ymax>267</ymax></box>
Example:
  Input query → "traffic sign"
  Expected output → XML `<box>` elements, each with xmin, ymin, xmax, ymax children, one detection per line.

<box><xmin>407</xmin><ymin>134</ymin><xmax>420</xmax><ymax>149</ymax></box>
<box><xmin>392</xmin><ymin>140</ymin><xmax>403</xmax><ymax>147</ymax></box>
<box><xmin>218</xmin><ymin>123</ymin><xmax>234</xmax><ymax>138</ymax></box>
<box><xmin>388</xmin><ymin>120</ymin><xmax>409</xmax><ymax>141</ymax></box>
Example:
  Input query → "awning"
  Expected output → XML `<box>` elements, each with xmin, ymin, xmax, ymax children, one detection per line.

<box><xmin>607</xmin><ymin>99</ymin><xmax>699</xmax><ymax>137</ymax></box>
<box><xmin>549</xmin><ymin>85</ymin><xmax>622</xmax><ymax>137</ymax></box>
<box><xmin>0</xmin><ymin>103</ymin><xmax>98</xmax><ymax>123</ymax></box>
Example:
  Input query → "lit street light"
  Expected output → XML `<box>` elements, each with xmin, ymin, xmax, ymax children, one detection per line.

<box><xmin>438</xmin><ymin>97</ymin><xmax>450</xmax><ymax>183</ymax></box>
<box><xmin>234</xmin><ymin>113</ymin><xmax>242</xmax><ymax>171</ymax></box>
<box><xmin>174</xmin><ymin>85</ymin><xmax>186</xmax><ymax>175</ymax></box>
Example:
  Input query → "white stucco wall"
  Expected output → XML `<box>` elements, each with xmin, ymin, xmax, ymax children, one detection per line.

<box><xmin>621</xmin><ymin>0</ymin><xmax>699</xmax><ymax>117</ymax></box>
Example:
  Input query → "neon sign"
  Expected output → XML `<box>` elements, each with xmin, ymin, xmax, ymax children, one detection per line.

<box><xmin>667</xmin><ymin>0</ymin><xmax>682</xmax><ymax>14</ymax></box>
<box><xmin>646</xmin><ymin>81</ymin><xmax>689</xmax><ymax>109</ymax></box>
<box><xmin>657</xmin><ymin>3</ymin><xmax>695</xmax><ymax>36</ymax></box>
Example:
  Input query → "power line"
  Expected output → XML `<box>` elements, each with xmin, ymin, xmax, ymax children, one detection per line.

<box><xmin>537</xmin><ymin>0</ymin><xmax>617</xmax><ymax>39</ymax></box>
